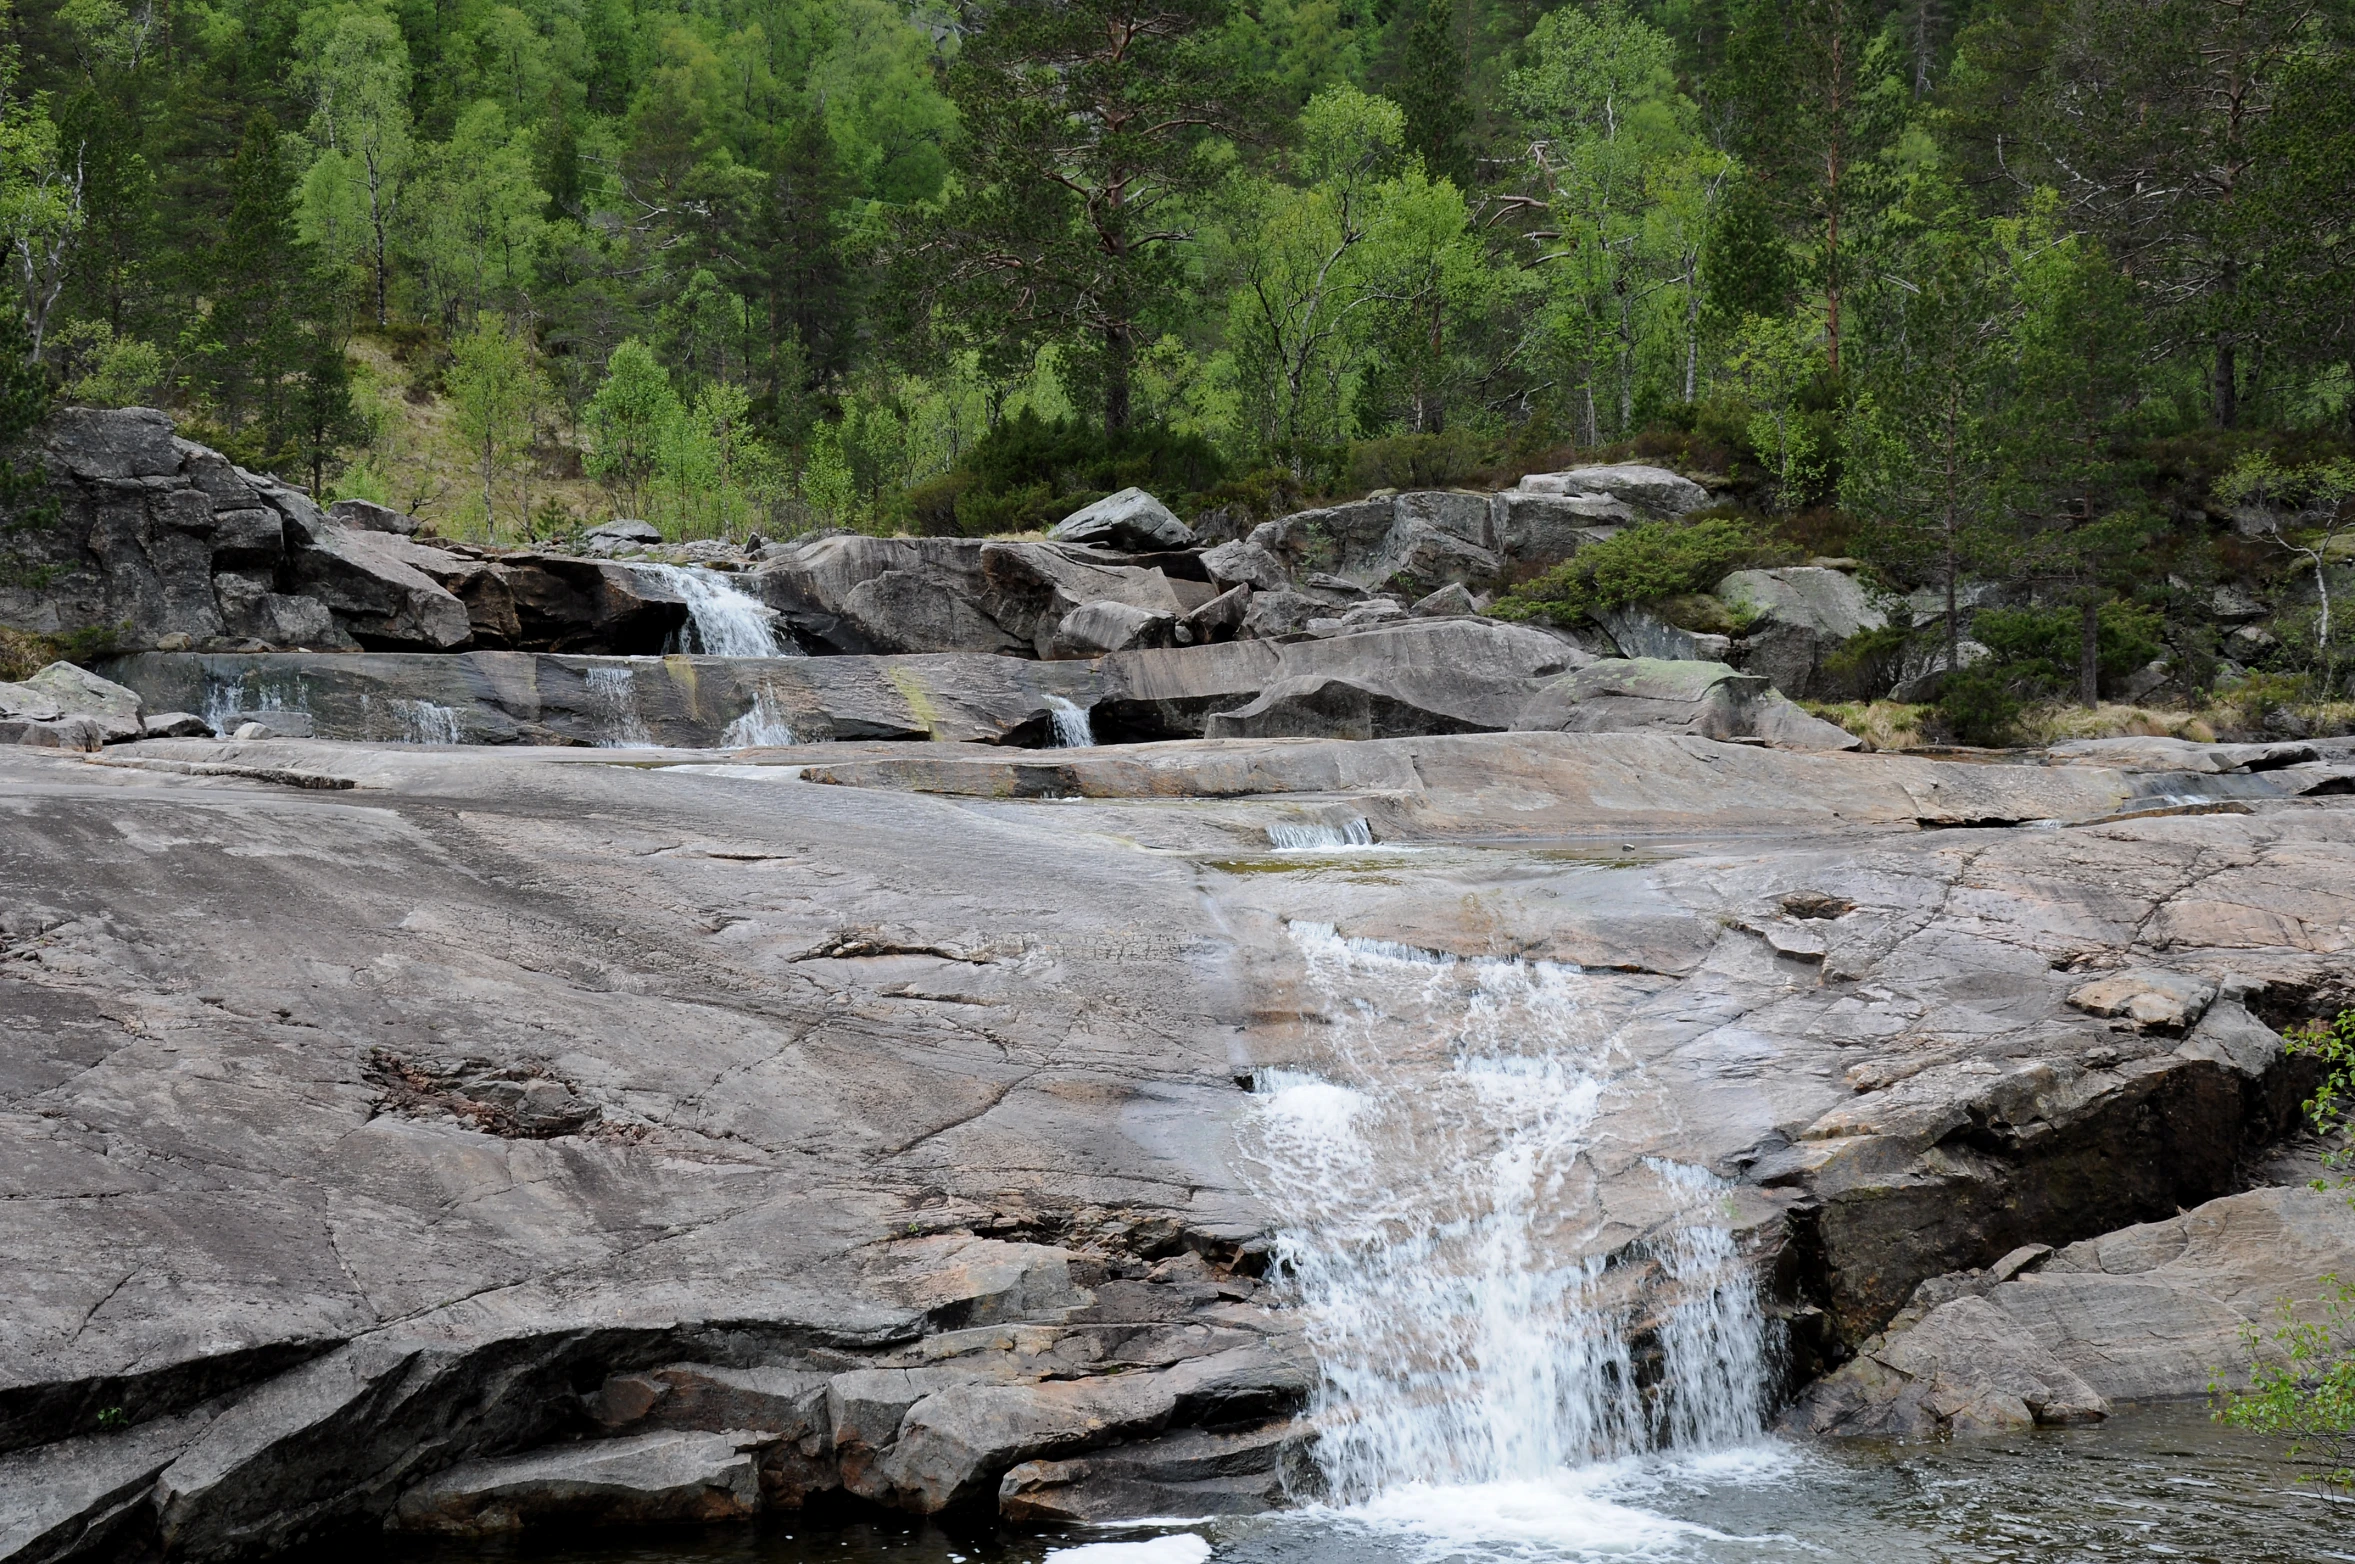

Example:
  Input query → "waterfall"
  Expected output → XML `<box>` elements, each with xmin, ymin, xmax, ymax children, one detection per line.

<box><xmin>1246</xmin><ymin>923</ymin><xmax>1767</xmax><ymax>1513</ymax></box>
<box><xmin>1267</xmin><ymin>817</ymin><xmax>1375</xmax><ymax>850</ymax></box>
<box><xmin>583</xmin><ymin>664</ymin><xmax>656</xmax><ymax>748</ymax></box>
<box><xmin>1045</xmin><ymin>695</ymin><xmax>1096</xmax><ymax>748</ymax></box>
<box><xmin>632</xmin><ymin>564</ymin><xmax>797</xmax><ymax>657</ymax></box>
<box><xmin>722</xmin><ymin>688</ymin><xmax>798</xmax><ymax>747</ymax></box>
<box><xmin>202</xmin><ymin>679</ymin><xmax>304</xmax><ymax>736</ymax></box>
<box><xmin>358</xmin><ymin>695</ymin><xmax>463</xmax><ymax>744</ymax></box>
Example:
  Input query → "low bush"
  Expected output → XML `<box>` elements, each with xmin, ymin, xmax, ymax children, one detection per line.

<box><xmin>1491</xmin><ymin>515</ymin><xmax>1785</xmax><ymax>623</ymax></box>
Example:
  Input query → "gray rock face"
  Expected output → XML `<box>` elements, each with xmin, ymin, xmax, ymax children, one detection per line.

<box><xmin>324</xmin><ymin>500</ymin><xmax>420</xmax><ymax>536</ymax></box>
<box><xmin>1717</xmin><ymin>567</ymin><xmax>1889</xmax><ymax>699</ymax></box>
<box><xmin>1050</xmin><ymin>488</ymin><xmax>1196</xmax><ymax>552</ymax></box>
<box><xmin>0</xmin><ymin>662</ymin><xmax>145</xmax><ymax>747</ymax></box>
<box><xmin>391</xmin><ymin>1432</ymin><xmax>763</xmax><ymax>1534</ymax></box>
<box><xmin>1517</xmin><ymin>659</ymin><xmax>1861</xmax><ymax>750</ymax></box>
<box><xmin>1593</xmin><ymin>603</ymin><xmax>1733</xmax><ymax>664</ymax></box>
<box><xmin>1201</xmin><ymin>540</ymin><xmax>1290</xmax><ymax>593</ymax></box>
<box><xmin>97</xmin><ymin>650</ymin><xmax>1102</xmax><ymax>748</ymax></box>
<box><xmin>1512</xmin><ymin>463</ymin><xmax>1712</xmax><ymax>518</ymax></box>
<box><xmin>1786</xmin><ymin>1184</ymin><xmax>2355</xmax><ymax>1435</ymax></box>
<box><xmin>581</xmin><ymin>518</ymin><xmax>663</xmax><ymax>555</ymax></box>
<box><xmin>1049</xmin><ymin>599</ymin><xmax>1176</xmax><ymax>659</ymax></box>
<box><xmin>3</xmin><ymin>727</ymin><xmax>2347</xmax><ymax>1551</ymax></box>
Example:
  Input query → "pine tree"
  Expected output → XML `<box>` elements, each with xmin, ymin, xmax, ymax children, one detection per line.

<box><xmin>191</xmin><ymin>114</ymin><xmax>306</xmax><ymax>459</ymax></box>
<box><xmin>1393</xmin><ymin>0</ymin><xmax>1472</xmax><ymax>188</ymax></box>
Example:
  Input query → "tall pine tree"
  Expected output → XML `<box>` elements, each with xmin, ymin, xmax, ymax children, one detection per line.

<box><xmin>1393</xmin><ymin>0</ymin><xmax>1472</xmax><ymax>188</ymax></box>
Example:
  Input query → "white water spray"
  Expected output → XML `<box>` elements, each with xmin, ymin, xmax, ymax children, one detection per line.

<box><xmin>1246</xmin><ymin>923</ymin><xmax>1767</xmax><ymax>1515</ymax></box>
<box><xmin>1045</xmin><ymin>695</ymin><xmax>1096</xmax><ymax>748</ymax></box>
<box><xmin>358</xmin><ymin>694</ymin><xmax>463</xmax><ymax>744</ymax></box>
<box><xmin>1266</xmin><ymin>817</ymin><xmax>1375</xmax><ymax>850</ymax></box>
<box><xmin>633</xmin><ymin>564</ymin><xmax>796</xmax><ymax>657</ymax></box>
<box><xmin>722</xmin><ymin>687</ymin><xmax>798</xmax><ymax>747</ymax></box>
<box><xmin>583</xmin><ymin>664</ymin><xmax>656</xmax><ymax>748</ymax></box>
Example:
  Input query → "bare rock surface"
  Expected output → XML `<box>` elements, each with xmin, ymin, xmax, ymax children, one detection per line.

<box><xmin>3</xmin><ymin>731</ymin><xmax>2349</xmax><ymax>1553</ymax></box>
<box><xmin>390</xmin><ymin>1431</ymin><xmax>763</xmax><ymax>1533</ymax></box>
<box><xmin>1785</xmin><ymin>1185</ymin><xmax>2355</xmax><ymax>1436</ymax></box>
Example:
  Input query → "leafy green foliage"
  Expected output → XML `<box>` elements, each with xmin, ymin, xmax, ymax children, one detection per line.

<box><xmin>0</xmin><ymin>305</ymin><xmax>56</xmax><ymax>586</ymax></box>
<box><xmin>938</xmin><ymin>409</ymin><xmax>1228</xmax><ymax>536</ymax></box>
<box><xmin>2214</xmin><ymin>1272</ymin><xmax>2355</xmax><ymax>1493</ymax></box>
<box><xmin>2284</xmin><ymin>1008</ymin><xmax>2355</xmax><ymax>1183</ymax></box>
<box><xmin>1493</xmin><ymin>516</ymin><xmax>1777</xmax><ymax>622</ymax></box>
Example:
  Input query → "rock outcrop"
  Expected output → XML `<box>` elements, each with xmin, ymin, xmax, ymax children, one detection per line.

<box><xmin>1784</xmin><ymin>1185</ymin><xmax>2355</xmax><ymax>1436</ymax></box>
<box><xmin>1</xmin><ymin>728</ymin><xmax>2346</xmax><ymax>1554</ymax></box>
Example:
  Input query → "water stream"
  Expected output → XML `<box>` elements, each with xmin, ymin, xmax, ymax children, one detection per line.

<box><xmin>1046</xmin><ymin>696</ymin><xmax>1097</xmax><ymax>748</ymax></box>
<box><xmin>1246</xmin><ymin>923</ymin><xmax>1766</xmax><ymax>1527</ymax></box>
<box><xmin>633</xmin><ymin>564</ymin><xmax>799</xmax><ymax>657</ymax></box>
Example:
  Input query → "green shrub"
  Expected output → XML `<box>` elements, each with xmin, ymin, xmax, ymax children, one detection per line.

<box><xmin>942</xmin><ymin>409</ymin><xmax>1228</xmax><ymax>535</ymax></box>
<box><xmin>1973</xmin><ymin>602</ymin><xmax>2165</xmax><ymax>696</ymax></box>
<box><xmin>1935</xmin><ymin>661</ymin><xmax>2025</xmax><ymax>746</ymax></box>
<box><xmin>1346</xmin><ymin>430</ymin><xmax>1487</xmax><ymax>493</ymax></box>
<box><xmin>1491</xmin><ymin>516</ymin><xmax>1781</xmax><ymax>622</ymax></box>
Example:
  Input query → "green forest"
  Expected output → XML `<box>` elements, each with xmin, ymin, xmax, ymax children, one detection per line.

<box><xmin>1</xmin><ymin>0</ymin><xmax>2352</xmax><ymax>733</ymax></box>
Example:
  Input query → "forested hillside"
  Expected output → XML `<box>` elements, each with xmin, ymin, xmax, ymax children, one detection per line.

<box><xmin>1</xmin><ymin>0</ymin><xmax>2352</xmax><ymax>733</ymax></box>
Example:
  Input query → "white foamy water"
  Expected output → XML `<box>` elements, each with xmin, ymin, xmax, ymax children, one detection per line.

<box><xmin>357</xmin><ymin>694</ymin><xmax>462</xmax><ymax>744</ymax></box>
<box><xmin>1245</xmin><ymin>921</ymin><xmax>1770</xmax><ymax>1555</ymax></box>
<box><xmin>1046</xmin><ymin>695</ymin><xmax>1097</xmax><ymax>748</ymax></box>
<box><xmin>634</xmin><ymin>563</ymin><xmax>796</xmax><ymax>657</ymax></box>
<box><xmin>1266</xmin><ymin>817</ymin><xmax>1375</xmax><ymax>850</ymax></box>
<box><xmin>722</xmin><ymin>687</ymin><xmax>798</xmax><ymax>747</ymax></box>
<box><xmin>583</xmin><ymin>664</ymin><xmax>656</xmax><ymax>748</ymax></box>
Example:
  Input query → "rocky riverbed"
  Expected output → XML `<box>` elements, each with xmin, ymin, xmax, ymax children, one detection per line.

<box><xmin>5</xmin><ymin>727</ymin><xmax>2355</xmax><ymax>1560</ymax></box>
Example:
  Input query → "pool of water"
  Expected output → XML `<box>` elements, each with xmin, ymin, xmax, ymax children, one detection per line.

<box><xmin>329</xmin><ymin>1406</ymin><xmax>2352</xmax><ymax>1564</ymax></box>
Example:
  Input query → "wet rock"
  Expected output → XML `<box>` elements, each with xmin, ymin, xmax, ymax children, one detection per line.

<box><xmin>1205</xmin><ymin>675</ymin><xmax>1496</xmax><ymax>740</ymax></box>
<box><xmin>998</xmin><ymin>1421</ymin><xmax>1300</xmax><ymax>1521</ymax></box>
<box><xmin>1050</xmin><ymin>489</ymin><xmax>1196</xmax><ymax>553</ymax></box>
<box><xmin>1517</xmin><ymin>659</ymin><xmax>1861</xmax><ymax>750</ymax></box>
<box><xmin>2047</xmin><ymin>737</ymin><xmax>2320</xmax><ymax>774</ymax></box>
<box><xmin>1781</xmin><ymin>1293</ymin><xmax>2111</xmax><ymax>1437</ymax></box>
<box><xmin>390</xmin><ymin>1432</ymin><xmax>763</xmax><ymax>1534</ymax></box>
<box><xmin>229</xmin><ymin>713</ymin><xmax>316</xmax><ymax>740</ymax></box>
<box><xmin>1787</xmin><ymin>1185</ymin><xmax>2355</xmax><ymax>1433</ymax></box>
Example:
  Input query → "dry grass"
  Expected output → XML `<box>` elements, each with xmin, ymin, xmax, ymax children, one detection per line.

<box><xmin>2012</xmin><ymin>703</ymin><xmax>2220</xmax><ymax>746</ymax></box>
<box><xmin>0</xmin><ymin>624</ymin><xmax>61</xmax><ymax>682</ymax></box>
<box><xmin>1803</xmin><ymin>699</ymin><xmax>1934</xmax><ymax>752</ymax></box>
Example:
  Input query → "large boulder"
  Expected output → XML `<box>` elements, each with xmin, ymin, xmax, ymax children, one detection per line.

<box><xmin>1593</xmin><ymin>603</ymin><xmax>1732</xmax><ymax>663</ymax></box>
<box><xmin>0</xmin><ymin>661</ymin><xmax>145</xmax><ymax>748</ymax></box>
<box><xmin>1048</xmin><ymin>488</ymin><xmax>1196</xmax><ymax>552</ymax></box>
<box><xmin>750</xmin><ymin>535</ymin><xmax>1028</xmax><ymax>657</ymax></box>
<box><xmin>280</xmin><ymin>520</ymin><xmax>472</xmax><ymax>651</ymax></box>
<box><xmin>391</xmin><ymin>1432</ymin><xmax>764</xmax><ymax>1534</ymax></box>
<box><xmin>1717</xmin><ymin>566</ymin><xmax>1889</xmax><ymax>698</ymax></box>
<box><xmin>978</xmin><ymin>541</ymin><xmax>1200</xmax><ymax>656</ymax></box>
<box><xmin>1107</xmin><ymin>618</ymin><xmax>1586</xmax><ymax>740</ymax></box>
<box><xmin>1511</xmin><ymin>463</ymin><xmax>1711</xmax><ymax>518</ymax></box>
<box><xmin>1785</xmin><ymin>1185</ymin><xmax>2355</xmax><ymax>1436</ymax></box>
<box><xmin>1516</xmin><ymin>658</ymin><xmax>1862</xmax><ymax>750</ymax></box>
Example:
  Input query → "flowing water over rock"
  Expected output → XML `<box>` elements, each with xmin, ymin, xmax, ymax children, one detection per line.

<box><xmin>1245</xmin><ymin>924</ymin><xmax>1766</xmax><ymax>1517</ymax></box>
<box><xmin>1047</xmin><ymin>695</ymin><xmax>1097</xmax><ymax>748</ymax></box>
<box><xmin>585</xmin><ymin>663</ymin><xmax>657</xmax><ymax>747</ymax></box>
<box><xmin>635</xmin><ymin>564</ymin><xmax>799</xmax><ymax>657</ymax></box>
<box><xmin>1263</xmin><ymin>819</ymin><xmax>1375</xmax><ymax>850</ymax></box>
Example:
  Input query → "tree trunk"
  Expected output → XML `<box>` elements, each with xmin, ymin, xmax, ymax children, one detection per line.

<box><xmin>2078</xmin><ymin>597</ymin><xmax>2100</xmax><ymax>707</ymax></box>
<box><xmin>1103</xmin><ymin>322</ymin><xmax>1132</xmax><ymax>433</ymax></box>
<box><xmin>1944</xmin><ymin>527</ymin><xmax>1960</xmax><ymax>674</ymax></box>
<box><xmin>2212</xmin><ymin>336</ymin><xmax>2237</xmax><ymax>429</ymax></box>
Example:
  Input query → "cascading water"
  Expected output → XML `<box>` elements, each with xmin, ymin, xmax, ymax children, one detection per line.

<box><xmin>1245</xmin><ymin>922</ymin><xmax>1768</xmax><ymax>1528</ymax></box>
<box><xmin>584</xmin><ymin>664</ymin><xmax>656</xmax><ymax>748</ymax></box>
<box><xmin>1045</xmin><ymin>695</ymin><xmax>1096</xmax><ymax>748</ymax></box>
<box><xmin>722</xmin><ymin>687</ymin><xmax>798</xmax><ymax>747</ymax></box>
<box><xmin>1266</xmin><ymin>817</ymin><xmax>1375</xmax><ymax>850</ymax></box>
<box><xmin>633</xmin><ymin>563</ymin><xmax>798</xmax><ymax>657</ymax></box>
<box><xmin>358</xmin><ymin>694</ymin><xmax>464</xmax><ymax>744</ymax></box>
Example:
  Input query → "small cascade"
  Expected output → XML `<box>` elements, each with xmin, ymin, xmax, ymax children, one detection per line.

<box><xmin>1245</xmin><ymin>922</ymin><xmax>1767</xmax><ymax>1511</ymax></box>
<box><xmin>1267</xmin><ymin>817</ymin><xmax>1375</xmax><ymax>850</ymax></box>
<box><xmin>202</xmin><ymin>679</ymin><xmax>305</xmax><ymax>735</ymax></box>
<box><xmin>1045</xmin><ymin>695</ymin><xmax>1096</xmax><ymax>749</ymax></box>
<box><xmin>722</xmin><ymin>688</ymin><xmax>798</xmax><ymax>747</ymax></box>
<box><xmin>358</xmin><ymin>695</ymin><xmax>464</xmax><ymax>744</ymax></box>
<box><xmin>633</xmin><ymin>564</ymin><xmax>796</xmax><ymax>657</ymax></box>
<box><xmin>583</xmin><ymin>664</ymin><xmax>656</xmax><ymax>748</ymax></box>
